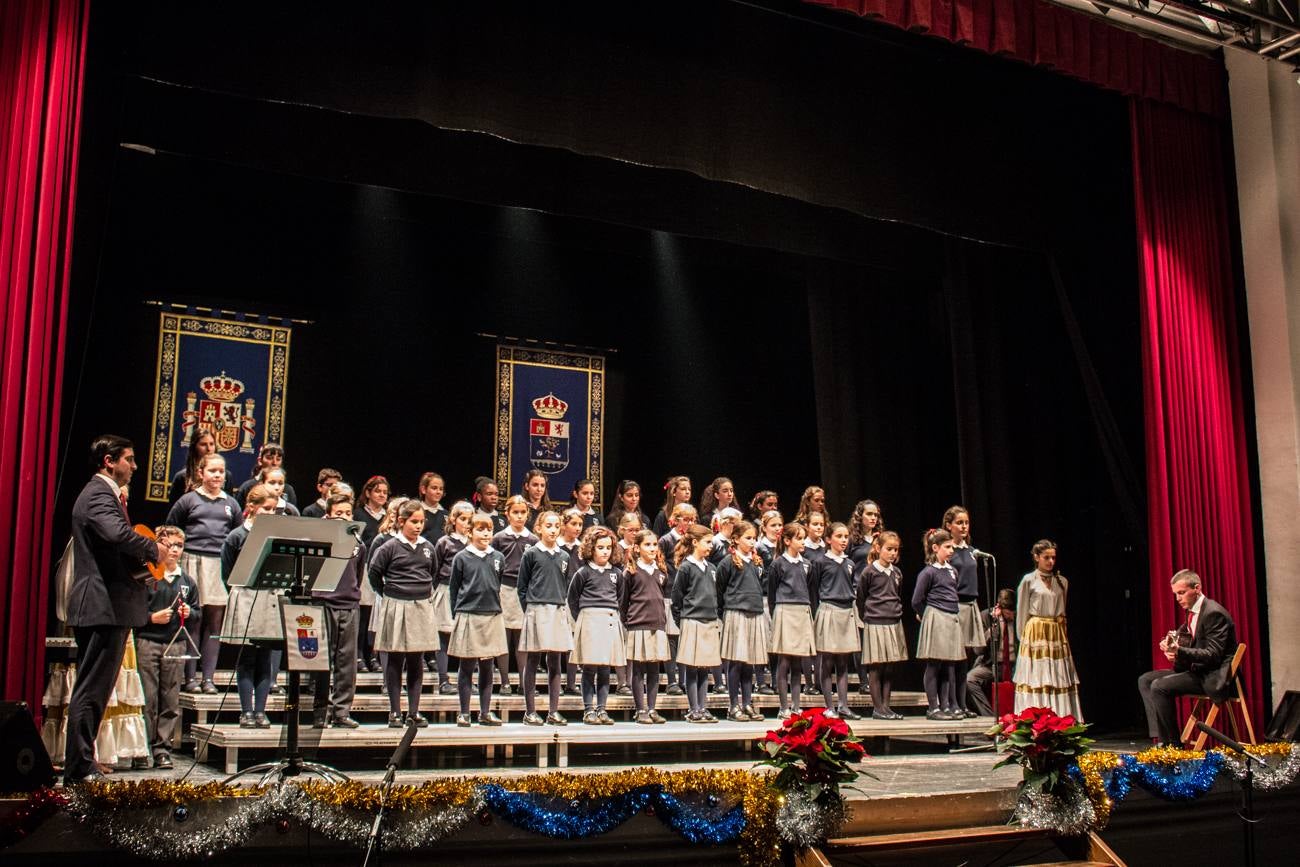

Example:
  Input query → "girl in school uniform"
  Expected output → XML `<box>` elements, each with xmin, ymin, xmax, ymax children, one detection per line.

<box><xmin>257</xmin><ymin>467</ymin><xmax>299</xmax><ymax>516</ymax></box>
<box><xmin>606</xmin><ymin>480</ymin><xmax>650</xmax><ymax>533</ymax></box>
<box><xmin>794</xmin><ymin>486</ymin><xmax>830</xmax><ymax>525</ymax></box>
<box><xmin>944</xmin><ymin>505</ymin><xmax>984</xmax><ymax>718</ymax></box>
<box><xmin>473</xmin><ymin>477</ymin><xmax>507</xmax><ymax>533</ymax></box>
<box><xmin>168</xmin><ymin>429</ymin><xmax>218</xmax><ymax>504</ymax></box>
<box><xmin>417</xmin><ymin>472</ymin><xmax>448</xmax><ymax>542</ymax></box>
<box><xmin>517</xmin><ymin>510</ymin><xmax>574</xmax><ymax>726</ymax></box>
<box><xmin>800</xmin><ymin>511</ymin><xmax>828</xmax><ymax>563</ymax></box>
<box><xmin>431</xmin><ymin>501</ymin><xmax>475</xmax><ymax>694</ymax></box>
<box><xmin>491</xmin><ymin>495</ymin><xmax>539</xmax><ymax>695</ymax></box>
<box><xmin>709</xmin><ymin>507</ymin><xmax>742</xmax><ymax>565</ymax></box>
<box><xmin>448</xmin><ymin>513</ymin><xmax>508</xmax><ymax>727</ymax></box>
<box><xmin>754</xmin><ymin>510</ymin><xmax>783</xmax><ymax>696</ymax></box>
<box><xmin>615</xmin><ymin>510</ymin><xmax>642</xmax><ymax>564</ymax></box>
<box><xmin>652</xmin><ymin>475</ymin><xmax>692</xmax><ymax>537</ymax></box>
<box><xmin>365</xmin><ymin>497</ymin><xmax>410</xmax><ymax>680</ymax></box>
<box><xmin>912</xmin><ymin>527</ymin><xmax>965</xmax><ymax>720</ymax></box>
<box><xmin>768</xmin><ymin>522</ymin><xmax>816</xmax><ymax>717</ymax></box>
<box><xmin>717</xmin><ymin>520</ymin><xmax>769</xmax><ymax>721</ymax></box>
<box><xmin>571</xmin><ymin>479</ymin><xmax>604</xmax><ymax>530</ymax></box>
<box><xmin>621</xmin><ymin>529</ymin><xmax>671</xmax><ymax>725</ymax></box>
<box><xmin>567</xmin><ymin>526</ymin><xmax>626</xmax><ymax>725</ymax></box>
<box><xmin>558</xmin><ymin>508</ymin><xmax>586</xmax><ymax>695</ymax></box>
<box><xmin>856</xmin><ymin>530</ymin><xmax>908</xmax><ymax>720</ymax></box>
<box><xmin>219</xmin><ymin>484</ymin><xmax>281</xmax><ymax>728</ymax></box>
<box><xmin>846</xmin><ymin>500</ymin><xmax>884</xmax><ymax>569</ymax></box>
<box><xmin>811</xmin><ymin>522</ymin><xmax>860</xmax><ymax>719</ymax></box>
<box><xmin>356</xmin><ymin>475</ymin><xmax>389</xmax><ymax>545</ymax></box>
<box><xmin>166</xmin><ymin>452</ymin><xmax>242</xmax><ymax>694</ymax></box>
<box><xmin>672</xmin><ymin>525</ymin><xmax>723</xmax><ymax>723</ymax></box>
<box><xmin>657</xmin><ymin>503</ymin><xmax>696</xmax><ymax>696</ymax></box>
<box><xmin>697</xmin><ymin>477</ymin><xmax>736</xmax><ymax>527</ymax></box>
<box><xmin>520</xmin><ymin>469</ymin><xmax>554</xmax><ymax>529</ymax></box>
<box><xmin>369</xmin><ymin>500</ymin><xmax>440</xmax><ymax>727</ymax></box>
<box><xmin>747</xmin><ymin>490</ymin><xmax>778</xmax><ymax>523</ymax></box>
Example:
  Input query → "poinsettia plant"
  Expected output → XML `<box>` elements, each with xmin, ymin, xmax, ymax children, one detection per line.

<box><xmin>757</xmin><ymin>708</ymin><xmax>871</xmax><ymax>801</ymax></box>
<box><xmin>988</xmin><ymin>706</ymin><xmax>1094</xmax><ymax>795</ymax></box>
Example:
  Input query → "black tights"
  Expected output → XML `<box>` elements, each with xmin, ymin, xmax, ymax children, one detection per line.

<box><xmin>923</xmin><ymin>661</ymin><xmax>958</xmax><ymax>711</ymax></box>
<box><xmin>819</xmin><ymin>652</ymin><xmax>852</xmax><ymax>710</ymax></box>
<box><xmin>682</xmin><ymin>665</ymin><xmax>710</xmax><ymax>713</ymax></box>
<box><xmin>955</xmin><ymin>655</ymin><xmax>971</xmax><ymax>710</ymax></box>
<box><xmin>525</xmin><ymin>651</ymin><xmax>563</xmax><ymax>714</ymax></box>
<box><xmin>494</xmin><ymin>628</ymin><xmax>520</xmax><ymax>691</ymax></box>
<box><xmin>199</xmin><ymin>604</ymin><xmax>225</xmax><ymax>682</ymax></box>
<box><xmin>868</xmin><ymin>663</ymin><xmax>896</xmax><ymax>715</ymax></box>
<box><xmin>581</xmin><ymin>665</ymin><xmax>610</xmax><ymax>710</ymax></box>
<box><xmin>775</xmin><ymin>655</ymin><xmax>814</xmax><ymax>711</ymax></box>
<box><xmin>384</xmin><ymin>652</ymin><xmax>424</xmax><ymax>716</ymax></box>
<box><xmin>458</xmin><ymin>657</ymin><xmax>494</xmax><ymax>716</ymax></box>
<box><xmin>631</xmin><ymin>661</ymin><xmax>660</xmax><ymax>712</ymax></box>
<box><xmin>726</xmin><ymin>660</ymin><xmax>754</xmax><ymax>709</ymax></box>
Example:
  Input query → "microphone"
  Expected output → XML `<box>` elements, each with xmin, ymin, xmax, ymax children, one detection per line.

<box><xmin>386</xmin><ymin>717</ymin><xmax>420</xmax><ymax>770</ymax></box>
<box><xmin>971</xmin><ymin>548</ymin><xmax>994</xmax><ymax>560</ymax></box>
<box><xmin>1194</xmin><ymin>721</ymin><xmax>1264</xmax><ymax>763</ymax></box>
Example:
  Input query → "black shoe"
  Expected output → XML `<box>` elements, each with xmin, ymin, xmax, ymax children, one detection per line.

<box><xmin>925</xmin><ymin>709</ymin><xmax>946</xmax><ymax>721</ymax></box>
<box><xmin>425</xmin><ymin>657</ymin><xmax>437</xmax><ymax>672</ymax></box>
<box><xmin>182</xmin><ymin>680</ymin><xmax>202</xmax><ymax>694</ymax></box>
<box><xmin>522</xmin><ymin>711</ymin><xmax>545</xmax><ymax>726</ymax></box>
<box><xmin>153</xmin><ymin>754</ymin><xmax>173</xmax><ymax>770</ymax></box>
<box><xmin>758</xmin><ymin>685</ymin><xmax>776</xmax><ymax>695</ymax></box>
<box><xmin>239</xmin><ymin>712</ymin><xmax>257</xmax><ymax>728</ymax></box>
<box><xmin>648</xmin><ymin>710</ymin><xmax>668</xmax><ymax>724</ymax></box>
<box><xmin>438</xmin><ymin>682</ymin><xmax>457</xmax><ymax>695</ymax></box>
<box><xmin>331</xmin><ymin>716</ymin><xmax>360</xmax><ymax>729</ymax></box>
<box><xmin>823</xmin><ymin>709</ymin><xmax>841</xmax><ymax>720</ymax></box>
<box><xmin>253</xmin><ymin>712</ymin><xmax>271</xmax><ymax>728</ymax></box>
<box><xmin>745</xmin><ymin>704</ymin><xmax>763</xmax><ymax>721</ymax></box>
<box><xmin>963</xmin><ymin>709</ymin><xmax>979</xmax><ymax>719</ymax></box>
<box><xmin>859</xmin><ymin>683</ymin><xmax>871</xmax><ymax>695</ymax></box>
<box><xmin>839</xmin><ymin>707</ymin><xmax>862</xmax><ymax>721</ymax></box>
<box><xmin>616</xmin><ymin>684</ymin><xmax>632</xmax><ymax>696</ymax></box>
<box><xmin>409</xmin><ymin>713</ymin><xmax>429</xmax><ymax>728</ymax></box>
<box><xmin>201</xmin><ymin>680</ymin><xmax>218</xmax><ymax>695</ymax></box>
<box><xmin>480</xmin><ymin>711</ymin><xmax>503</xmax><ymax>726</ymax></box>
<box><xmin>456</xmin><ymin>713</ymin><xmax>472</xmax><ymax>727</ymax></box>
<box><xmin>312</xmin><ymin>710</ymin><xmax>329</xmax><ymax>729</ymax></box>
<box><xmin>64</xmin><ymin>771</ymin><xmax>107</xmax><ymax>785</ymax></box>
<box><xmin>596</xmin><ymin>709</ymin><xmax>615</xmax><ymax>725</ymax></box>
<box><xmin>635</xmin><ymin>710</ymin><xmax>654</xmax><ymax>725</ymax></box>
<box><xmin>131</xmin><ymin>757</ymin><xmax>151</xmax><ymax>770</ymax></box>
<box><xmin>366</xmin><ymin>658</ymin><xmax>382</xmax><ymax>673</ymax></box>
<box><xmin>545</xmin><ymin>711</ymin><xmax>569</xmax><ymax>726</ymax></box>
<box><xmin>270</xmin><ymin>684</ymin><xmax>286</xmax><ymax>696</ymax></box>
<box><xmin>388</xmin><ymin>712</ymin><xmax>405</xmax><ymax>728</ymax></box>
<box><xmin>562</xmin><ymin>685</ymin><xmax>582</xmax><ymax>696</ymax></box>
<box><xmin>666</xmin><ymin>683</ymin><xmax>684</xmax><ymax>696</ymax></box>
<box><xmin>727</xmin><ymin>707</ymin><xmax>749</xmax><ymax>722</ymax></box>
<box><xmin>583</xmin><ymin>710</ymin><xmax>601</xmax><ymax>725</ymax></box>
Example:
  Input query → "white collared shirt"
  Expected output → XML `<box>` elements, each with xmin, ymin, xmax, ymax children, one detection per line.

<box><xmin>1189</xmin><ymin>593</ymin><xmax>1205</xmax><ymax>635</ymax></box>
<box><xmin>824</xmin><ymin>551</ymin><xmax>845</xmax><ymax>564</ymax></box>
<box><xmin>686</xmin><ymin>555</ymin><xmax>708</xmax><ymax>570</ymax></box>
<box><xmin>97</xmin><ymin>472</ymin><xmax>123</xmax><ymax>499</ymax></box>
<box><xmin>450</xmin><ymin>532</ymin><xmax>468</xmax><ymax>543</ymax></box>
<box><xmin>398</xmin><ymin>534</ymin><xmax>423</xmax><ymax>550</ymax></box>
<box><xmin>466</xmin><ymin>544</ymin><xmax>491</xmax><ymax>559</ymax></box>
<box><xmin>782</xmin><ymin>552</ymin><xmax>802</xmax><ymax>564</ymax></box>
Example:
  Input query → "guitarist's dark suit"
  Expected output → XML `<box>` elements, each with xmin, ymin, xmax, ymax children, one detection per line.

<box><xmin>1137</xmin><ymin>597</ymin><xmax>1237</xmax><ymax>745</ymax></box>
<box><xmin>64</xmin><ymin>474</ymin><xmax>157</xmax><ymax>782</ymax></box>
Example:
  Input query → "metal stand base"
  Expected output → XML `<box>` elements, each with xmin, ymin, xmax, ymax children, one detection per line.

<box><xmin>225</xmin><ymin>759</ymin><xmax>349</xmax><ymax>786</ymax></box>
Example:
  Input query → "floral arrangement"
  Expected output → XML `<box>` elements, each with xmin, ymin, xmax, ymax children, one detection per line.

<box><xmin>989</xmin><ymin>706</ymin><xmax>1093</xmax><ymax>795</ymax></box>
<box><xmin>758</xmin><ymin>708</ymin><xmax>869</xmax><ymax>801</ymax></box>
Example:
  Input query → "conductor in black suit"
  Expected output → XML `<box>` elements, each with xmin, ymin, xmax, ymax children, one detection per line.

<box><xmin>63</xmin><ymin>435</ymin><xmax>165</xmax><ymax>783</ymax></box>
<box><xmin>1137</xmin><ymin>569</ymin><xmax>1238</xmax><ymax>746</ymax></box>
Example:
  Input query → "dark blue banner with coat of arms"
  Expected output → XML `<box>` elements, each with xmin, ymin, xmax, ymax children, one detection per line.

<box><xmin>145</xmin><ymin>310</ymin><xmax>292</xmax><ymax>502</ymax></box>
<box><xmin>494</xmin><ymin>345</ymin><xmax>604</xmax><ymax>507</ymax></box>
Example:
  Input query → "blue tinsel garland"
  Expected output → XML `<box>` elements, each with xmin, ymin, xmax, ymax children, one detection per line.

<box><xmin>1067</xmin><ymin>749</ymin><xmax>1227</xmax><ymax>804</ymax></box>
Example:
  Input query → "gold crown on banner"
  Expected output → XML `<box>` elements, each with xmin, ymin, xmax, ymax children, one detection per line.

<box><xmin>532</xmin><ymin>393</ymin><xmax>568</xmax><ymax>419</ymax></box>
<box><xmin>201</xmin><ymin>372</ymin><xmax>245</xmax><ymax>402</ymax></box>
<box><xmin>295</xmin><ymin>613</ymin><xmax>315</xmax><ymax>627</ymax></box>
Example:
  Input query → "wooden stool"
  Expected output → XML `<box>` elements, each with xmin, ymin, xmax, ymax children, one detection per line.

<box><xmin>1180</xmin><ymin>643</ymin><xmax>1256</xmax><ymax>750</ymax></box>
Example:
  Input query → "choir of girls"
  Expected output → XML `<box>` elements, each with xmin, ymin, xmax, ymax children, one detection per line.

<box><xmin>173</xmin><ymin>452</ymin><xmax>1085</xmax><ymax>728</ymax></box>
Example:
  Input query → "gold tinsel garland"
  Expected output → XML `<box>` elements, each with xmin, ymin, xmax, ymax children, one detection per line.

<box><xmin>66</xmin><ymin>768</ymin><xmax>783</xmax><ymax>866</ymax></box>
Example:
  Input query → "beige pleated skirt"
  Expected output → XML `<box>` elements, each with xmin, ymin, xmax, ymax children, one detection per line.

<box><xmin>721</xmin><ymin>609</ymin><xmax>770</xmax><ymax>665</ymax></box>
<box><xmin>520</xmin><ymin>603</ymin><xmax>575</xmax><ymax>653</ymax></box>
<box><xmin>499</xmin><ymin>584</ymin><xmax>525</xmax><ymax>630</ymax></box>
<box><xmin>676</xmin><ymin>617</ymin><xmax>722</xmax><ymax>668</ymax></box>
<box><xmin>663</xmin><ymin>598</ymin><xmax>680</xmax><ymax>636</ymax></box>
<box><xmin>447</xmin><ymin>611</ymin><xmax>508</xmax><ymax>659</ymax></box>
<box><xmin>625</xmin><ymin>628</ymin><xmax>670</xmax><ymax>662</ymax></box>
<box><xmin>769</xmin><ymin>603</ymin><xmax>816</xmax><ymax>657</ymax></box>
<box><xmin>813</xmin><ymin>604</ymin><xmax>860</xmax><ymax>654</ymax></box>
<box><xmin>359</xmin><ymin>573</ymin><xmax>376</xmax><ymax>607</ymax></box>
<box><xmin>431</xmin><ymin>583</ymin><xmax>455</xmax><ymax>633</ymax></box>
<box><xmin>220</xmin><ymin>586</ymin><xmax>284</xmax><ymax>644</ymax></box>
<box><xmin>572</xmin><ymin>607</ymin><xmax>627</xmax><ymax>667</ymax></box>
<box><xmin>917</xmin><ymin>606</ymin><xmax>965</xmax><ymax>661</ymax></box>
<box><xmin>862</xmin><ymin>621</ymin><xmax>909</xmax><ymax>664</ymax></box>
<box><xmin>184</xmin><ymin>552</ymin><xmax>227</xmax><ymax>607</ymax></box>
<box><xmin>374</xmin><ymin>596</ymin><xmax>440</xmax><ymax>653</ymax></box>
<box><xmin>958</xmin><ymin>599</ymin><xmax>988</xmax><ymax>649</ymax></box>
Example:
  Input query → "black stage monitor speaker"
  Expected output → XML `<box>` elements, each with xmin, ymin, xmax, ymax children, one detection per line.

<box><xmin>1265</xmin><ymin>690</ymin><xmax>1300</xmax><ymax>742</ymax></box>
<box><xmin>0</xmin><ymin>700</ymin><xmax>56</xmax><ymax>791</ymax></box>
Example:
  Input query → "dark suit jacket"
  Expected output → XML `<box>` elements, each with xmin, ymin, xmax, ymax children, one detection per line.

<box><xmin>1173</xmin><ymin>597</ymin><xmax>1237</xmax><ymax>702</ymax></box>
<box><xmin>65</xmin><ymin>475</ymin><xmax>158</xmax><ymax>628</ymax></box>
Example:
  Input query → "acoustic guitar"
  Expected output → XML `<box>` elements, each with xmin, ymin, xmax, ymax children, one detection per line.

<box><xmin>129</xmin><ymin>523</ymin><xmax>166</xmax><ymax>582</ymax></box>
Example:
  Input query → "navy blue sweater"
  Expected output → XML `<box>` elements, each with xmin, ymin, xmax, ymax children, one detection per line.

<box><xmin>716</xmin><ymin>555</ymin><xmax>766</xmax><ymax>616</ymax></box>
<box><xmin>313</xmin><ymin>538</ymin><xmax>366</xmax><ymax>609</ymax></box>
<box><xmin>419</xmin><ymin>505</ymin><xmax>448</xmax><ymax>544</ymax></box>
<box><xmin>448</xmin><ymin>547</ymin><xmax>504</xmax><ymax>614</ymax></box>
<box><xmin>567</xmin><ymin>563</ymin><xmax>620</xmax><ymax>618</ymax></box>
<box><xmin>559</xmin><ymin>541</ymin><xmax>583</xmax><ymax>581</ymax></box>
<box><xmin>672</xmin><ymin>558</ymin><xmax>719</xmax><ymax>623</ymax></box>
<box><xmin>951</xmin><ymin>546</ymin><xmax>979</xmax><ymax>600</ymax></box>
<box><xmin>433</xmin><ymin>534</ymin><xmax>467</xmax><ymax>585</ymax></box>
<box><xmin>165</xmin><ymin>490</ymin><xmax>241</xmax><ymax>556</ymax></box>
<box><xmin>856</xmin><ymin>562</ymin><xmax>904</xmax><ymax>624</ymax></box>
<box><xmin>621</xmin><ymin>564</ymin><xmax>668</xmax><ymax>630</ymax></box>
<box><xmin>912</xmin><ymin>563</ymin><xmax>960</xmax><ymax>615</ymax></box>
<box><xmin>767</xmin><ymin>555</ymin><xmax>812</xmax><ymax>610</ymax></box>
<box><xmin>368</xmin><ymin>535</ymin><xmax>436</xmax><ymax>600</ymax></box>
<box><xmin>809</xmin><ymin>553</ymin><xmax>856</xmax><ymax>612</ymax></box>
<box><xmin>491</xmin><ymin>527</ymin><xmax>538</xmax><ymax>588</ymax></box>
<box><xmin>516</xmin><ymin>544</ymin><xmax>570</xmax><ymax>608</ymax></box>
<box><xmin>136</xmin><ymin>570</ymin><xmax>200</xmax><ymax>643</ymax></box>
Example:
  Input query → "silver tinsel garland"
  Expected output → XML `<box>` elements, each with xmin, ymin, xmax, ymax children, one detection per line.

<box><xmin>773</xmin><ymin>788</ymin><xmax>847</xmax><ymax>848</ymax></box>
<box><xmin>1220</xmin><ymin>743</ymin><xmax>1300</xmax><ymax>792</ymax></box>
<box><xmin>63</xmin><ymin>785</ymin><xmax>481</xmax><ymax>860</ymax></box>
<box><xmin>1012</xmin><ymin>784</ymin><xmax>1096</xmax><ymax>837</ymax></box>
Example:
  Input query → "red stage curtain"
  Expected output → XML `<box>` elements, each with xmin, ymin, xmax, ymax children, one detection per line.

<box><xmin>0</xmin><ymin>0</ymin><xmax>88</xmax><ymax>716</ymax></box>
<box><xmin>1131</xmin><ymin>98</ymin><xmax>1265</xmax><ymax>727</ymax></box>
<box><xmin>805</xmin><ymin>0</ymin><xmax>1227</xmax><ymax>118</ymax></box>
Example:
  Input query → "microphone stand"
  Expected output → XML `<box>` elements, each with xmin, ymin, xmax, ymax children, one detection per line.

<box><xmin>1195</xmin><ymin>720</ymin><xmax>1265</xmax><ymax>867</ymax></box>
<box><xmin>363</xmin><ymin>718</ymin><xmax>420</xmax><ymax>867</ymax></box>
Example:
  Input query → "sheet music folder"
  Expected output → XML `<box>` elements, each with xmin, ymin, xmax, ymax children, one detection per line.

<box><xmin>226</xmin><ymin>514</ymin><xmax>363</xmax><ymax>595</ymax></box>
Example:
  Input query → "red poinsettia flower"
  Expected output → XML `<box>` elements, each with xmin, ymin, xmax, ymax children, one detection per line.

<box><xmin>842</xmin><ymin>740</ymin><xmax>867</xmax><ymax>755</ymax></box>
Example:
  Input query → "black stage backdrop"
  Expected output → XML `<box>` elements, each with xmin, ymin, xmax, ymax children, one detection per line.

<box><xmin>58</xmin><ymin>1</ymin><xmax>1147</xmax><ymax>728</ymax></box>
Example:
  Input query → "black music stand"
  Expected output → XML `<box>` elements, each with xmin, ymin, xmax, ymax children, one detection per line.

<box><xmin>221</xmin><ymin>515</ymin><xmax>363</xmax><ymax>785</ymax></box>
